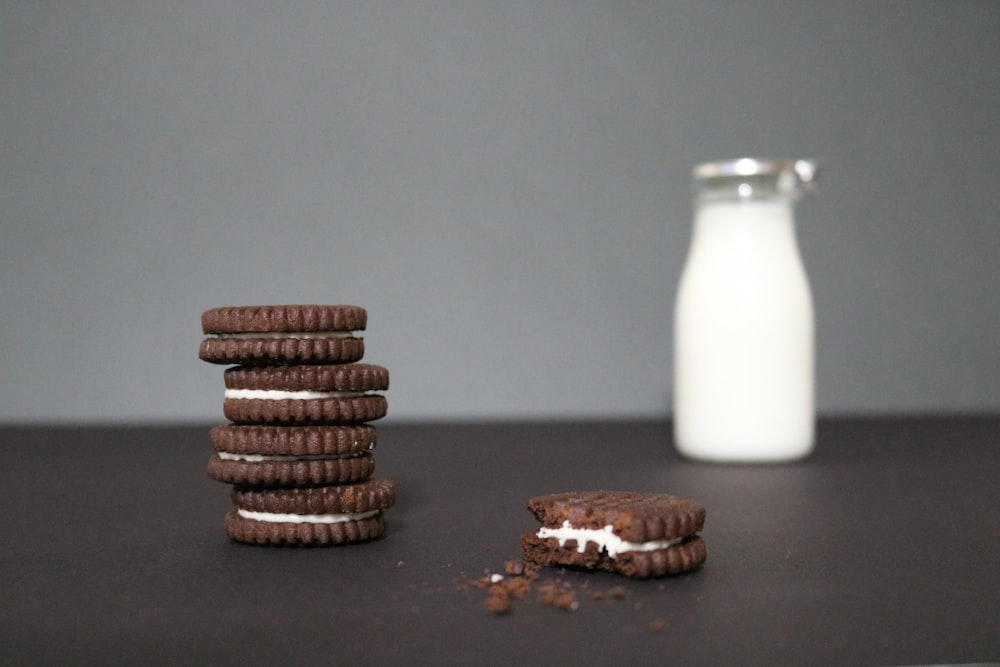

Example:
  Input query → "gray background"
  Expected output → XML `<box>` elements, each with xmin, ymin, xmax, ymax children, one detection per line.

<box><xmin>2</xmin><ymin>1</ymin><xmax>998</xmax><ymax>424</ymax></box>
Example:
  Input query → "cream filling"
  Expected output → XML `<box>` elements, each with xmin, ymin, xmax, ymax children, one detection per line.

<box><xmin>217</xmin><ymin>449</ymin><xmax>369</xmax><ymax>463</ymax></box>
<box><xmin>224</xmin><ymin>389</ymin><xmax>369</xmax><ymax>400</ymax></box>
<box><xmin>237</xmin><ymin>508</ymin><xmax>379</xmax><ymax>524</ymax></box>
<box><xmin>537</xmin><ymin>521</ymin><xmax>686</xmax><ymax>559</ymax></box>
<box><xmin>214</xmin><ymin>331</ymin><xmax>356</xmax><ymax>340</ymax></box>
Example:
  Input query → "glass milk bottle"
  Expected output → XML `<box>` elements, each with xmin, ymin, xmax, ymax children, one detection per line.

<box><xmin>673</xmin><ymin>158</ymin><xmax>819</xmax><ymax>462</ymax></box>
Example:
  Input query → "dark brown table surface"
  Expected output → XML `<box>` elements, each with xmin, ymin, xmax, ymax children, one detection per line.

<box><xmin>2</xmin><ymin>417</ymin><xmax>998</xmax><ymax>665</ymax></box>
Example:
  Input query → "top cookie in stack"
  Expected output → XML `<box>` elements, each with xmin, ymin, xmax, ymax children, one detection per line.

<box><xmin>200</xmin><ymin>304</ymin><xmax>368</xmax><ymax>366</ymax></box>
<box><xmin>199</xmin><ymin>304</ymin><xmax>395</xmax><ymax>546</ymax></box>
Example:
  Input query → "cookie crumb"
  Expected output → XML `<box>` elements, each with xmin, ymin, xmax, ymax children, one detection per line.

<box><xmin>504</xmin><ymin>559</ymin><xmax>526</xmax><ymax>576</ymax></box>
<box><xmin>535</xmin><ymin>580</ymin><xmax>579</xmax><ymax>611</ymax></box>
<box><xmin>649</xmin><ymin>619</ymin><xmax>668</xmax><ymax>633</ymax></box>
<box><xmin>471</xmin><ymin>557</ymin><xmax>657</xmax><ymax>616</ymax></box>
<box><xmin>554</xmin><ymin>591</ymin><xmax>579</xmax><ymax>611</ymax></box>
<box><xmin>535</xmin><ymin>581</ymin><xmax>557</xmax><ymax>605</ymax></box>
<box><xmin>504</xmin><ymin>577</ymin><xmax>532</xmax><ymax>599</ymax></box>
<box><xmin>486</xmin><ymin>593</ymin><xmax>512</xmax><ymax>615</ymax></box>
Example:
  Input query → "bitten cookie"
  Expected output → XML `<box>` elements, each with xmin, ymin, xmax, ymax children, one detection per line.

<box><xmin>520</xmin><ymin>491</ymin><xmax>707</xmax><ymax>578</ymax></box>
<box><xmin>207</xmin><ymin>424</ymin><xmax>377</xmax><ymax>487</ymax></box>
<box><xmin>223</xmin><ymin>364</ymin><xmax>389</xmax><ymax>424</ymax></box>
<box><xmin>226</xmin><ymin>478</ymin><xmax>396</xmax><ymax>546</ymax></box>
<box><xmin>200</xmin><ymin>304</ymin><xmax>367</xmax><ymax>365</ymax></box>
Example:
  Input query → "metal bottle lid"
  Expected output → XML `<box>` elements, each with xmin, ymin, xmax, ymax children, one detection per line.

<box><xmin>693</xmin><ymin>157</ymin><xmax>819</xmax><ymax>199</ymax></box>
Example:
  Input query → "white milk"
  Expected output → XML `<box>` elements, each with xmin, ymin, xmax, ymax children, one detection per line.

<box><xmin>673</xmin><ymin>159</ymin><xmax>817</xmax><ymax>462</ymax></box>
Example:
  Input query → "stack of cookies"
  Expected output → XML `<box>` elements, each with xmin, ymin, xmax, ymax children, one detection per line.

<box><xmin>199</xmin><ymin>305</ymin><xmax>395</xmax><ymax>546</ymax></box>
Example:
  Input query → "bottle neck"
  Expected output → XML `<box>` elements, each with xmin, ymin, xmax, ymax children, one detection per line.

<box><xmin>694</xmin><ymin>196</ymin><xmax>795</xmax><ymax>227</ymax></box>
<box><xmin>690</xmin><ymin>198</ymin><xmax>800</xmax><ymax>255</ymax></box>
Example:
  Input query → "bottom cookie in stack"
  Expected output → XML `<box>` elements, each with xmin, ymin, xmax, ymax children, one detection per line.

<box><xmin>226</xmin><ymin>478</ymin><xmax>396</xmax><ymax>546</ymax></box>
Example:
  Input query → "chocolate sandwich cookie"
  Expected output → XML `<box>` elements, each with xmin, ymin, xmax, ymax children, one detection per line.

<box><xmin>200</xmin><ymin>304</ymin><xmax>367</xmax><ymax>365</ymax></box>
<box><xmin>223</xmin><ymin>364</ymin><xmax>389</xmax><ymax>424</ymax></box>
<box><xmin>226</xmin><ymin>478</ymin><xmax>396</xmax><ymax>546</ymax></box>
<box><xmin>207</xmin><ymin>424</ymin><xmax>377</xmax><ymax>487</ymax></box>
<box><xmin>520</xmin><ymin>491</ymin><xmax>707</xmax><ymax>578</ymax></box>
